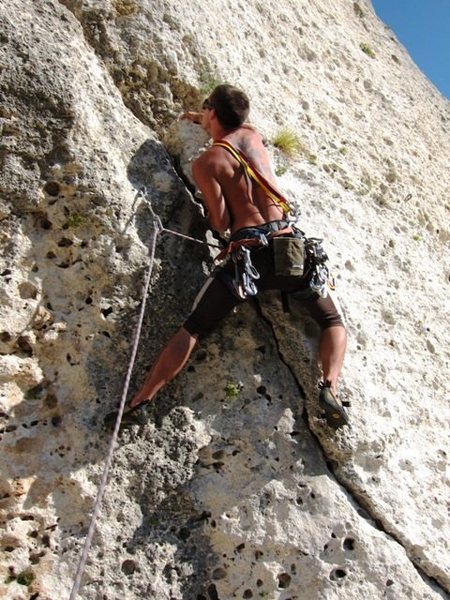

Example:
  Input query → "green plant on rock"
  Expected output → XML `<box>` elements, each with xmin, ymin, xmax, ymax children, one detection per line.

<box><xmin>272</xmin><ymin>128</ymin><xmax>303</xmax><ymax>157</ymax></box>
<box><xmin>17</xmin><ymin>571</ymin><xmax>35</xmax><ymax>586</ymax></box>
<box><xmin>275</xmin><ymin>165</ymin><xmax>288</xmax><ymax>177</ymax></box>
<box><xmin>64</xmin><ymin>212</ymin><xmax>85</xmax><ymax>228</ymax></box>
<box><xmin>224</xmin><ymin>382</ymin><xmax>242</xmax><ymax>399</ymax></box>
<box><xmin>360</xmin><ymin>43</ymin><xmax>376</xmax><ymax>58</ymax></box>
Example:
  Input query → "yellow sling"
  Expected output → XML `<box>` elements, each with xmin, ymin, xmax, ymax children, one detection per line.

<box><xmin>213</xmin><ymin>140</ymin><xmax>292</xmax><ymax>215</ymax></box>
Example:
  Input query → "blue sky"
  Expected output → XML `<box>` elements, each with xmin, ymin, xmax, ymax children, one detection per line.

<box><xmin>371</xmin><ymin>0</ymin><xmax>450</xmax><ymax>99</ymax></box>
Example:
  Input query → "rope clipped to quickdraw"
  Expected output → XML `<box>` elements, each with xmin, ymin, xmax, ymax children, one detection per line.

<box><xmin>139</xmin><ymin>184</ymin><xmax>223</xmax><ymax>250</ymax></box>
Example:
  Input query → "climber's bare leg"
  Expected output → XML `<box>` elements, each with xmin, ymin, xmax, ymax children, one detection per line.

<box><xmin>128</xmin><ymin>327</ymin><xmax>198</xmax><ymax>410</ymax></box>
<box><xmin>319</xmin><ymin>325</ymin><xmax>347</xmax><ymax>393</ymax></box>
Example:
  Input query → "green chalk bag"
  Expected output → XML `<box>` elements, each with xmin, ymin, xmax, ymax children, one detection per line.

<box><xmin>273</xmin><ymin>236</ymin><xmax>305</xmax><ymax>277</ymax></box>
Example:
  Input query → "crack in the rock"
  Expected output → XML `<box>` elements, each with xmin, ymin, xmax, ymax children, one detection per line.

<box><xmin>256</xmin><ymin>301</ymin><xmax>450</xmax><ymax>599</ymax></box>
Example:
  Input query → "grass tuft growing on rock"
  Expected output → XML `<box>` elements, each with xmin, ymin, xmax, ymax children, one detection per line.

<box><xmin>272</xmin><ymin>128</ymin><xmax>303</xmax><ymax>157</ymax></box>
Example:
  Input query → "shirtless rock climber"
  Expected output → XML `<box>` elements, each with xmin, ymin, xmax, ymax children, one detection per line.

<box><xmin>125</xmin><ymin>84</ymin><xmax>349</xmax><ymax>428</ymax></box>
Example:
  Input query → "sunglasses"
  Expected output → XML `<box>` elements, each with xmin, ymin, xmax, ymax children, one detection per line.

<box><xmin>202</xmin><ymin>98</ymin><xmax>214</xmax><ymax>110</ymax></box>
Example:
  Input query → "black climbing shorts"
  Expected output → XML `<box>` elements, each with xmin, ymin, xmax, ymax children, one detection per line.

<box><xmin>184</xmin><ymin>224</ymin><xmax>344</xmax><ymax>339</ymax></box>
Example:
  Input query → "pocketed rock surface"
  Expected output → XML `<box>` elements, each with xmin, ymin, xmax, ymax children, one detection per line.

<box><xmin>0</xmin><ymin>1</ymin><xmax>449</xmax><ymax>599</ymax></box>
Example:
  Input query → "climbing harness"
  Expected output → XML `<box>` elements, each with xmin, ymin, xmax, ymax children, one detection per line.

<box><xmin>215</xmin><ymin>221</ymin><xmax>293</xmax><ymax>300</ymax></box>
<box><xmin>212</xmin><ymin>141</ymin><xmax>332</xmax><ymax>299</ymax></box>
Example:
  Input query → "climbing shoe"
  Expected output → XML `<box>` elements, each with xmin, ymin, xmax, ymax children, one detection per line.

<box><xmin>103</xmin><ymin>401</ymin><xmax>148</xmax><ymax>429</ymax></box>
<box><xmin>318</xmin><ymin>381</ymin><xmax>349</xmax><ymax>429</ymax></box>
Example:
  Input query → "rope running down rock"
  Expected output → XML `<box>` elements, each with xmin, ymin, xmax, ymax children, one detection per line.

<box><xmin>69</xmin><ymin>192</ymin><xmax>218</xmax><ymax>598</ymax></box>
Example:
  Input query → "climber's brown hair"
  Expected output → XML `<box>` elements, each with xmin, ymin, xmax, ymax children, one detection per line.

<box><xmin>206</xmin><ymin>84</ymin><xmax>250</xmax><ymax>129</ymax></box>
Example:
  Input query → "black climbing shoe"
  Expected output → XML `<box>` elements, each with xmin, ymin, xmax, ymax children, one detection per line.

<box><xmin>318</xmin><ymin>381</ymin><xmax>349</xmax><ymax>429</ymax></box>
<box><xmin>103</xmin><ymin>401</ymin><xmax>148</xmax><ymax>429</ymax></box>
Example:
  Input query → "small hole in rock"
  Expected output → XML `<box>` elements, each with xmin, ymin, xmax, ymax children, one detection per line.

<box><xmin>17</xmin><ymin>337</ymin><xmax>33</xmax><ymax>356</ymax></box>
<box><xmin>343</xmin><ymin>537</ymin><xmax>355</xmax><ymax>551</ymax></box>
<box><xmin>212</xmin><ymin>567</ymin><xmax>227</xmax><ymax>580</ymax></box>
<box><xmin>330</xmin><ymin>568</ymin><xmax>347</xmax><ymax>581</ymax></box>
<box><xmin>44</xmin><ymin>181</ymin><xmax>61</xmax><ymax>196</ymax></box>
<box><xmin>277</xmin><ymin>573</ymin><xmax>291</xmax><ymax>588</ymax></box>
<box><xmin>58</xmin><ymin>237</ymin><xmax>73</xmax><ymax>247</ymax></box>
<box><xmin>40</xmin><ymin>218</ymin><xmax>53</xmax><ymax>230</ymax></box>
<box><xmin>45</xmin><ymin>394</ymin><xmax>58</xmax><ymax>409</ymax></box>
<box><xmin>178</xmin><ymin>527</ymin><xmax>190</xmax><ymax>541</ymax></box>
<box><xmin>121</xmin><ymin>559</ymin><xmax>137</xmax><ymax>575</ymax></box>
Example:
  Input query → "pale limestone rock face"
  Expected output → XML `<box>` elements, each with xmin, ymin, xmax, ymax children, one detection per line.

<box><xmin>0</xmin><ymin>1</ymin><xmax>449</xmax><ymax>600</ymax></box>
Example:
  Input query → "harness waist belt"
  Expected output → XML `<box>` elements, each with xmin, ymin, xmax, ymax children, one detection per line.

<box><xmin>216</xmin><ymin>221</ymin><xmax>293</xmax><ymax>262</ymax></box>
<box><xmin>230</xmin><ymin>220</ymin><xmax>290</xmax><ymax>241</ymax></box>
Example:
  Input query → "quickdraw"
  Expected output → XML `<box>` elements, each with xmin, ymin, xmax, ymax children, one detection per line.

<box><xmin>232</xmin><ymin>246</ymin><xmax>260</xmax><ymax>299</ymax></box>
<box><xmin>302</xmin><ymin>236</ymin><xmax>330</xmax><ymax>298</ymax></box>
